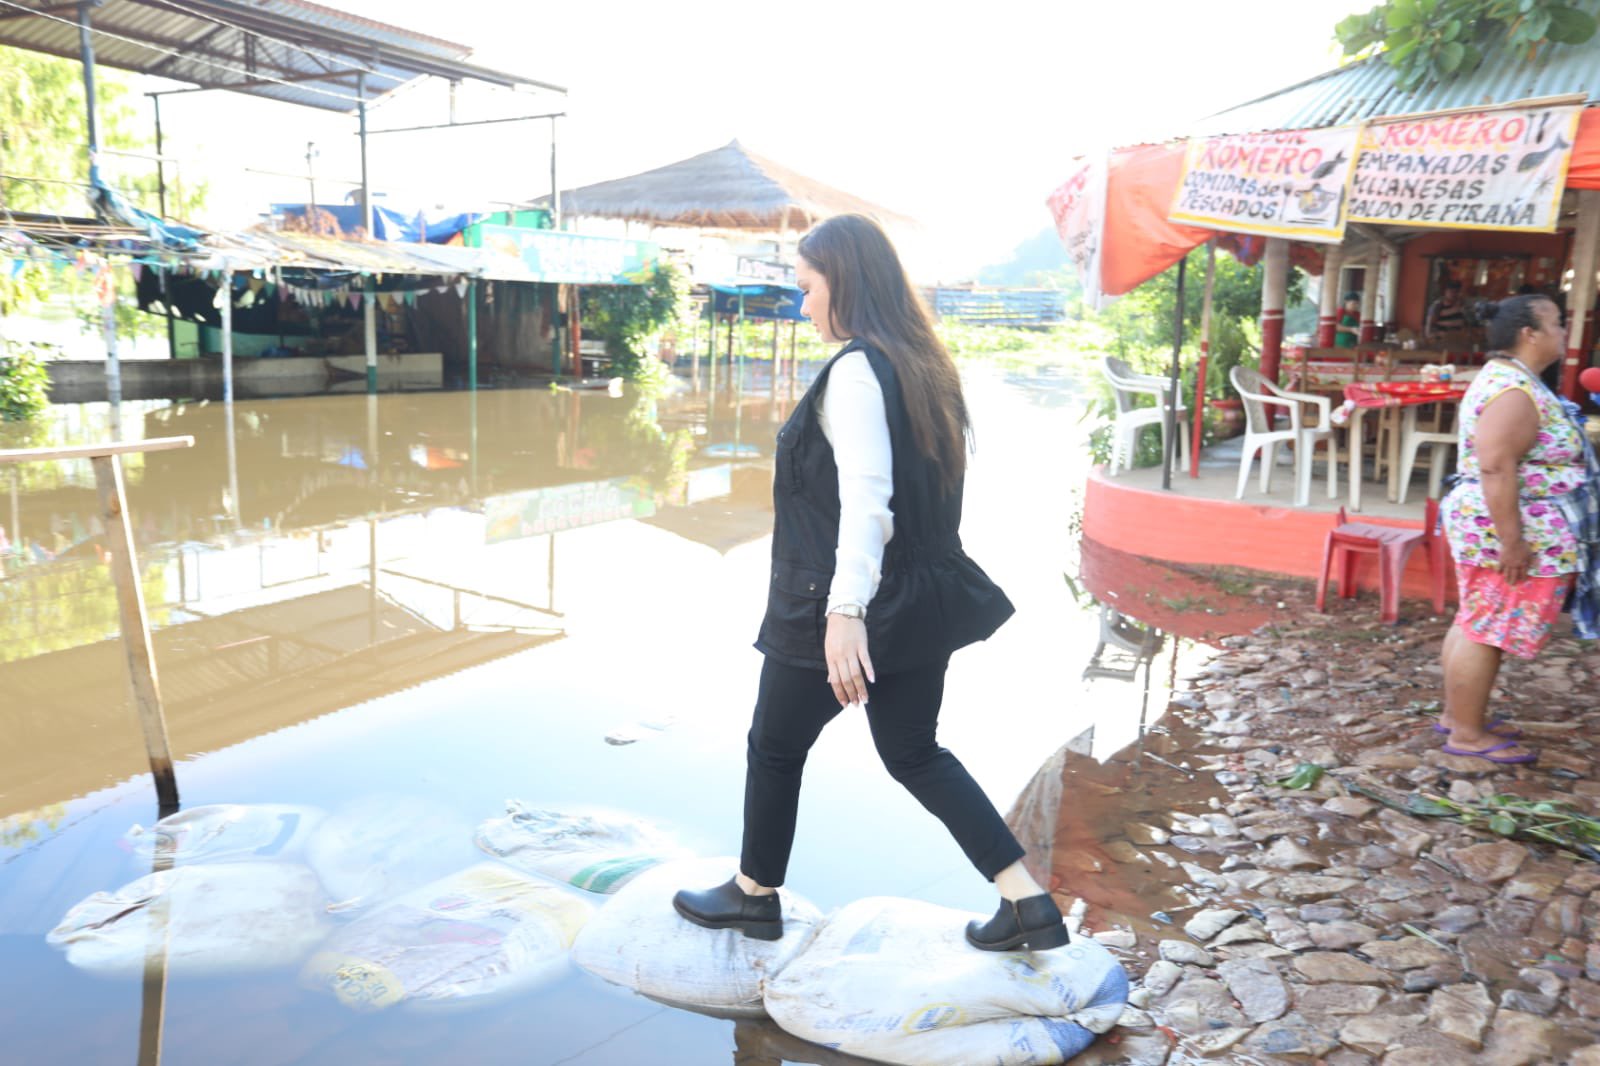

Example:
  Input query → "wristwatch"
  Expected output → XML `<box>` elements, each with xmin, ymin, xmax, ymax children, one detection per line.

<box><xmin>828</xmin><ymin>603</ymin><xmax>867</xmax><ymax>621</ymax></box>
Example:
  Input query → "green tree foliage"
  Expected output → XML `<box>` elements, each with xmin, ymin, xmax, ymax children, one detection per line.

<box><xmin>1</xmin><ymin>43</ymin><xmax>205</xmax><ymax>217</ymax></box>
<box><xmin>1336</xmin><ymin>0</ymin><xmax>1599</xmax><ymax>90</ymax></box>
<box><xmin>0</xmin><ymin>341</ymin><xmax>51</xmax><ymax>421</ymax></box>
<box><xmin>580</xmin><ymin>260</ymin><xmax>688</xmax><ymax>385</ymax></box>
<box><xmin>1101</xmin><ymin>246</ymin><xmax>1304</xmax><ymax>380</ymax></box>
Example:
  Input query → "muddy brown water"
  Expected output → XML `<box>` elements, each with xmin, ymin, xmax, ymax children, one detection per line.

<box><xmin>0</xmin><ymin>363</ymin><xmax>1237</xmax><ymax>1065</ymax></box>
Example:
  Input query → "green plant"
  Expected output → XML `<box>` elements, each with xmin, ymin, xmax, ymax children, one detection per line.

<box><xmin>0</xmin><ymin>341</ymin><xmax>51</xmax><ymax>421</ymax></box>
<box><xmin>1336</xmin><ymin>0</ymin><xmax>1598</xmax><ymax>91</ymax></box>
<box><xmin>581</xmin><ymin>261</ymin><xmax>687</xmax><ymax>383</ymax></box>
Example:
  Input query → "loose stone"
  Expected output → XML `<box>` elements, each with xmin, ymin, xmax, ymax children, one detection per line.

<box><xmin>1141</xmin><ymin>959</ymin><xmax>1182</xmax><ymax>997</ymax></box>
<box><xmin>1337</xmin><ymin>1013</ymin><xmax>1426</xmax><ymax>1056</ymax></box>
<box><xmin>1293</xmin><ymin>952</ymin><xmax>1390</xmax><ymax>984</ymax></box>
<box><xmin>1157</xmin><ymin>939</ymin><xmax>1215</xmax><ymax>967</ymax></box>
<box><xmin>1272</xmin><ymin>874</ymin><xmax>1361</xmax><ymax>902</ymax></box>
<box><xmin>1124</xmin><ymin>822</ymin><xmax>1170</xmax><ymax>846</ymax></box>
<box><xmin>1309</xmin><ymin>920</ymin><xmax>1380</xmax><ymax>950</ymax></box>
<box><xmin>1479</xmin><ymin>1009</ymin><xmax>1559</xmax><ymax>1066</ymax></box>
<box><xmin>1182</xmin><ymin>907</ymin><xmax>1244</xmax><ymax>942</ymax></box>
<box><xmin>1217</xmin><ymin>958</ymin><xmax>1291</xmax><ymax>1023</ymax></box>
<box><xmin>1450</xmin><ymin>841</ymin><xmax>1528</xmax><ymax>885</ymax></box>
<box><xmin>1293</xmin><ymin>982</ymin><xmax>1385</xmax><ymax>1015</ymax></box>
<box><xmin>1359</xmin><ymin>936</ymin><xmax>1456</xmax><ymax>971</ymax></box>
<box><xmin>1426</xmin><ymin>982</ymin><xmax>1494</xmax><ymax>1049</ymax></box>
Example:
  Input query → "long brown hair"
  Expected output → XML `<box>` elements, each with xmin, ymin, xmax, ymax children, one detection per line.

<box><xmin>797</xmin><ymin>214</ymin><xmax>968</xmax><ymax>495</ymax></box>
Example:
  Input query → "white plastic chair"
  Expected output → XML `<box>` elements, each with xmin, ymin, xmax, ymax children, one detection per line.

<box><xmin>1100</xmin><ymin>356</ymin><xmax>1190</xmax><ymax>476</ymax></box>
<box><xmin>1230</xmin><ymin>366</ymin><xmax>1337</xmax><ymax>507</ymax></box>
<box><xmin>1396</xmin><ymin>407</ymin><xmax>1457</xmax><ymax>504</ymax></box>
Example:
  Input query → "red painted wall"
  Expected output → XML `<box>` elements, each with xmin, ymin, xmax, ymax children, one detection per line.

<box><xmin>1394</xmin><ymin>230</ymin><xmax>1571</xmax><ymax>334</ymax></box>
<box><xmin>1082</xmin><ymin>469</ymin><xmax>1449</xmax><ymax>601</ymax></box>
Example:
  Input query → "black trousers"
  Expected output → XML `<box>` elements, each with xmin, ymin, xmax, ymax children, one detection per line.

<box><xmin>740</xmin><ymin>656</ymin><xmax>1026</xmax><ymax>888</ymax></box>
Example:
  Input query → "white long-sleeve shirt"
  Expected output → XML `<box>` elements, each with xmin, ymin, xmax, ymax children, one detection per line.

<box><xmin>817</xmin><ymin>349</ymin><xmax>894</xmax><ymax>613</ymax></box>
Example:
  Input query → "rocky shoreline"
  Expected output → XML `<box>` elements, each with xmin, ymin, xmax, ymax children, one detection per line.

<box><xmin>1055</xmin><ymin>580</ymin><xmax>1600</xmax><ymax>1065</ymax></box>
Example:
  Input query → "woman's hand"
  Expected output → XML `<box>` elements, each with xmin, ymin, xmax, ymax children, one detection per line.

<box><xmin>1499</xmin><ymin>537</ymin><xmax>1534</xmax><ymax>585</ymax></box>
<box><xmin>824</xmin><ymin>613</ymin><xmax>875</xmax><ymax>707</ymax></box>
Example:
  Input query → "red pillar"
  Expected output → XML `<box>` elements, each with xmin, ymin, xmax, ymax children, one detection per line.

<box><xmin>1358</xmin><ymin>251</ymin><xmax>1381</xmax><ymax>344</ymax></box>
<box><xmin>1260</xmin><ymin>238</ymin><xmax>1288</xmax><ymax>384</ymax></box>
<box><xmin>1315</xmin><ymin>245</ymin><xmax>1342</xmax><ymax>348</ymax></box>
<box><xmin>1562</xmin><ymin>190</ymin><xmax>1599</xmax><ymax>399</ymax></box>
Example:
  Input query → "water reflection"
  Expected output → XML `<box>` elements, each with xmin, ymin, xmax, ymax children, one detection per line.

<box><xmin>1</xmin><ymin>360</ymin><xmax>1234</xmax><ymax>1066</ymax></box>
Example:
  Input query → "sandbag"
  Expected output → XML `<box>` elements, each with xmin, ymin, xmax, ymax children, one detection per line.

<box><xmin>306</xmin><ymin>796</ymin><xmax>467</xmax><ymax>911</ymax></box>
<box><xmin>47</xmin><ymin>863</ymin><xmax>331</xmax><ymax>977</ymax></box>
<box><xmin>474</xmin><ymin>801</ymin><xmax>687</xmax><ymax>894</ymax></box>
<box><xmin>764</xmin><ymin>897</ymin><xmax>1128</xmax><ymax>1066</ymax></box>
<box><xmin>301</xmin><ymin>863</ymin><xmax>592</xmax><ymax>1012</ymax></box>
<box><xmin>571</xmin><ymin>857</ymin><xmax>822</xmax><ymax>1017</ymax></box>
<box><xmin>121</xmin><ymin>804</ymin><xmax>325</xmax><ymax>866</ymax></box>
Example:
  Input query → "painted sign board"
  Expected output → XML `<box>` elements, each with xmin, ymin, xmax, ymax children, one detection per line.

<box><xmin>1347</xmin><ymin>104</ymin><xmax>1582</xmax><ymax>232</ymax></box>
<box><xmin>1169</xmin><ymin>126</ymin><xmax>1362</xmax><ymax>243</ymax></box>
<box><xmin>478</xmin><ymin>225</ymin><xmax>660</xmax><ymax>284</ymax></box>
<box><xmin>485</xmin><ymin>477</ymin><xmax>656</xmax><ymax>542</ymax></box>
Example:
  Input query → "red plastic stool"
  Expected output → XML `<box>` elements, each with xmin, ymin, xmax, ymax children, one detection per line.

<box><xmin>1315</xmin><ymin>498</ymin><xmax>1450</xmax><ymax>624</ymax></box>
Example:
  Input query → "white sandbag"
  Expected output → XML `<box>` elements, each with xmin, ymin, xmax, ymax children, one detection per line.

<box><xmin>474</xmin><ymin>801</ymin><xmax>687</xmax><ymax>894</ymax></box>
<box><xmin>306</xmin><ymin>796</ymin><xmax>468</xmax><ymax>911</ymax></box>
<box><xmin>47</xmin><ymin>863</ymin><xmax>331</xmax><ymax>977</ymax></box>
<box><xmin>121</xmin><ymin>804</ymin><xmax>325</xmax><ymax>866</ymax></box>
<box><xmin>764</xmin><ymin>897</ymin><xmax>1128</xmax><ymax>1066</ymax></box>
<box><xmin>301</xmin><ymin>863</ymin><xmax>592</xmax><ymax>1013</ymax></box>
<box><xmin>571</xmin><ymin>857</ymin><xmax>822</xmax><ymax>1017</ymax></box>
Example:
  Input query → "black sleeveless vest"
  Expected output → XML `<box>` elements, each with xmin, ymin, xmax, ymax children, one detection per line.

<box><xmin>755</xmin><ymin>340</ymin><xmax>1014</xmax><ymax>673</ymax></box>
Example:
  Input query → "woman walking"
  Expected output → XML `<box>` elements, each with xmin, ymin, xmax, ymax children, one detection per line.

<box><xmin>673</xmin><ymin>214</ymin><xmax>1068</xmax><ymax>952</ymax></box>
<box><xmin>1438</xmin><ymin>294</ymin><xmax>1599</xmax><ymax>763</ymax></box>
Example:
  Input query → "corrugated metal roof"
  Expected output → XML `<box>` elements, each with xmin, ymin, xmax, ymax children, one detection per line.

<box><xmin>0</xmin><ymin>0</ymin><xmax>563</xmax><ymax>113</ymax></box>
<box><xmin>1194</xmin><ymin>27</ymin><xmax>1600</xmax><ymax>137</ymax></box>
<box><xmin>204</xmin><ymin>229</ymin><xmax>549</xmax><ymax>281</ymax></box>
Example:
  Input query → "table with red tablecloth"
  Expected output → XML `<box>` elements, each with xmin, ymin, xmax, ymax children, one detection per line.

<box><xmin>1336</xmin><ymin>381</ymin><xmax>1468</xmax><ymax>510</ymax></box>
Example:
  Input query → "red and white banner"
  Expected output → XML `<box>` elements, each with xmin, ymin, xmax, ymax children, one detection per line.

<box><xmin>1046</xmin><ymin>154</ymin><xmax>1108</xmax><ymax>308</ymax></box>
<box><xmin>1349</xmin><ymin>104</ymin><xmax>1583</xmax><ymax>232</ymax></box>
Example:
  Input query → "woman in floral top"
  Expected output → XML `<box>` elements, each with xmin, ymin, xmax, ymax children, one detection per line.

<box><xmin>1439</xmin><ymin>294</ymin><xmax>1582</xmax><ymax>764</ymax></box>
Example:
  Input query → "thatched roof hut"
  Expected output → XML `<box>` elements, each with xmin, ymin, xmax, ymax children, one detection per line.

<box><xmin>539</xmin><ymin>140</ymin><xmax>915</xmax><ymax>232</ymax></box>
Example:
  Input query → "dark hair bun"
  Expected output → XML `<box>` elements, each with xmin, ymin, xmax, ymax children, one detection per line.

<box><xmin>1476</xmin><ymin>300</ymin><xmax>1501</xmax><ymax>322</ymax></box>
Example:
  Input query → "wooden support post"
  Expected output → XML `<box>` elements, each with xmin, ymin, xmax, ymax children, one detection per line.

<box><xmin>2</xmin><ymin>436</ymin><xmax>194</xmax><ymax>809</ymax></box>
<box><xmin>92</xmin><ymin>451</ymin><xmax>182</xmax><ymax>809</ymax></box>
<box><xmin>770</xmin><ymin>317</ymin><xmax>780</xmax><ymax>412</ymax></box>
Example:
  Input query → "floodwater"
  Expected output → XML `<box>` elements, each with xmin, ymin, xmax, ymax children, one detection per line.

<box><xmin>0</xmin><ymin>359</ymin><xmax>1222</xmax><ymax>1066</ymax></box>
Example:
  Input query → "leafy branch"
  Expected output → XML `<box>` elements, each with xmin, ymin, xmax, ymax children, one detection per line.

<box><xmin>1349</xmin><ymin>780</ymin><xmax>1600</xmax><ymax>862</ymax></box>
<box><xmin>1335</xmin><ymin>0</ymin><xmax>1599</xmax><ymax>91</ymax></box>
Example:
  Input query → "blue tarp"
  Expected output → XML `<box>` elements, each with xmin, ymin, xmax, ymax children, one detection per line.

<box><xmin>90</xmin><ymin>167</ymin><xmax>204</xmax><ymax>251</ymax></box>
<box><xmin>705</xmin><ymin>283</ymin><xmax>804</xmax><ymax>321</ymax></box>
<box><xmin>273</xmin><ymin>204</ymin><xmax>481</xmax><ymax>244</ymax></box>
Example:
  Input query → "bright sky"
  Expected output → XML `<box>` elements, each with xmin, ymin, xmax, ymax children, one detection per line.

<box><xmin>127</xmin><ymin>0</ymin><xmax>1370</xmax><ymax>280</ymax></box>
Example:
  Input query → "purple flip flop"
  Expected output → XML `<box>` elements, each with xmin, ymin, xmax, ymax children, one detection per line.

<box><xmin>1439</xmin><ymin>739</ymin><xmax>1538</xmax><ymax>765</ymax></box>
<box><xmin>1433</xmin><ymin>716</ymin><xmax>1521</xmax><ymax>739</ymax></box>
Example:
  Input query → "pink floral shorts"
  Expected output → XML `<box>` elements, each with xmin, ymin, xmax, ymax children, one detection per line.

<box><xmin>1454</xmin><ymin>564</ymin><xmax>1572</xmax><ymax>659</ymax></box>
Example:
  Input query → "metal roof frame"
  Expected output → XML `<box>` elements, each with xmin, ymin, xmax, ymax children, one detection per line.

<box><xmin>0</xmin><ymin>0</ymin><xmax>565</xmax><ymax>112</ymax></box>
<box><xmin>1194</xmin><ymin>29</ymin><xmax>1600</xmax><ymax>137</ymax></box>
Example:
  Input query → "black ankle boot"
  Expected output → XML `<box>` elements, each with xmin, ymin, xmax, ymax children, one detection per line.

<box><xmin>965</xmin><ymin>893</ymin><xmax>1069</xmax><ymax>952</ymax></box>
<box><xmin>672</xmin><ymin>877</ymin><xmax>783</xmax><ymax>941</ymax></box>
